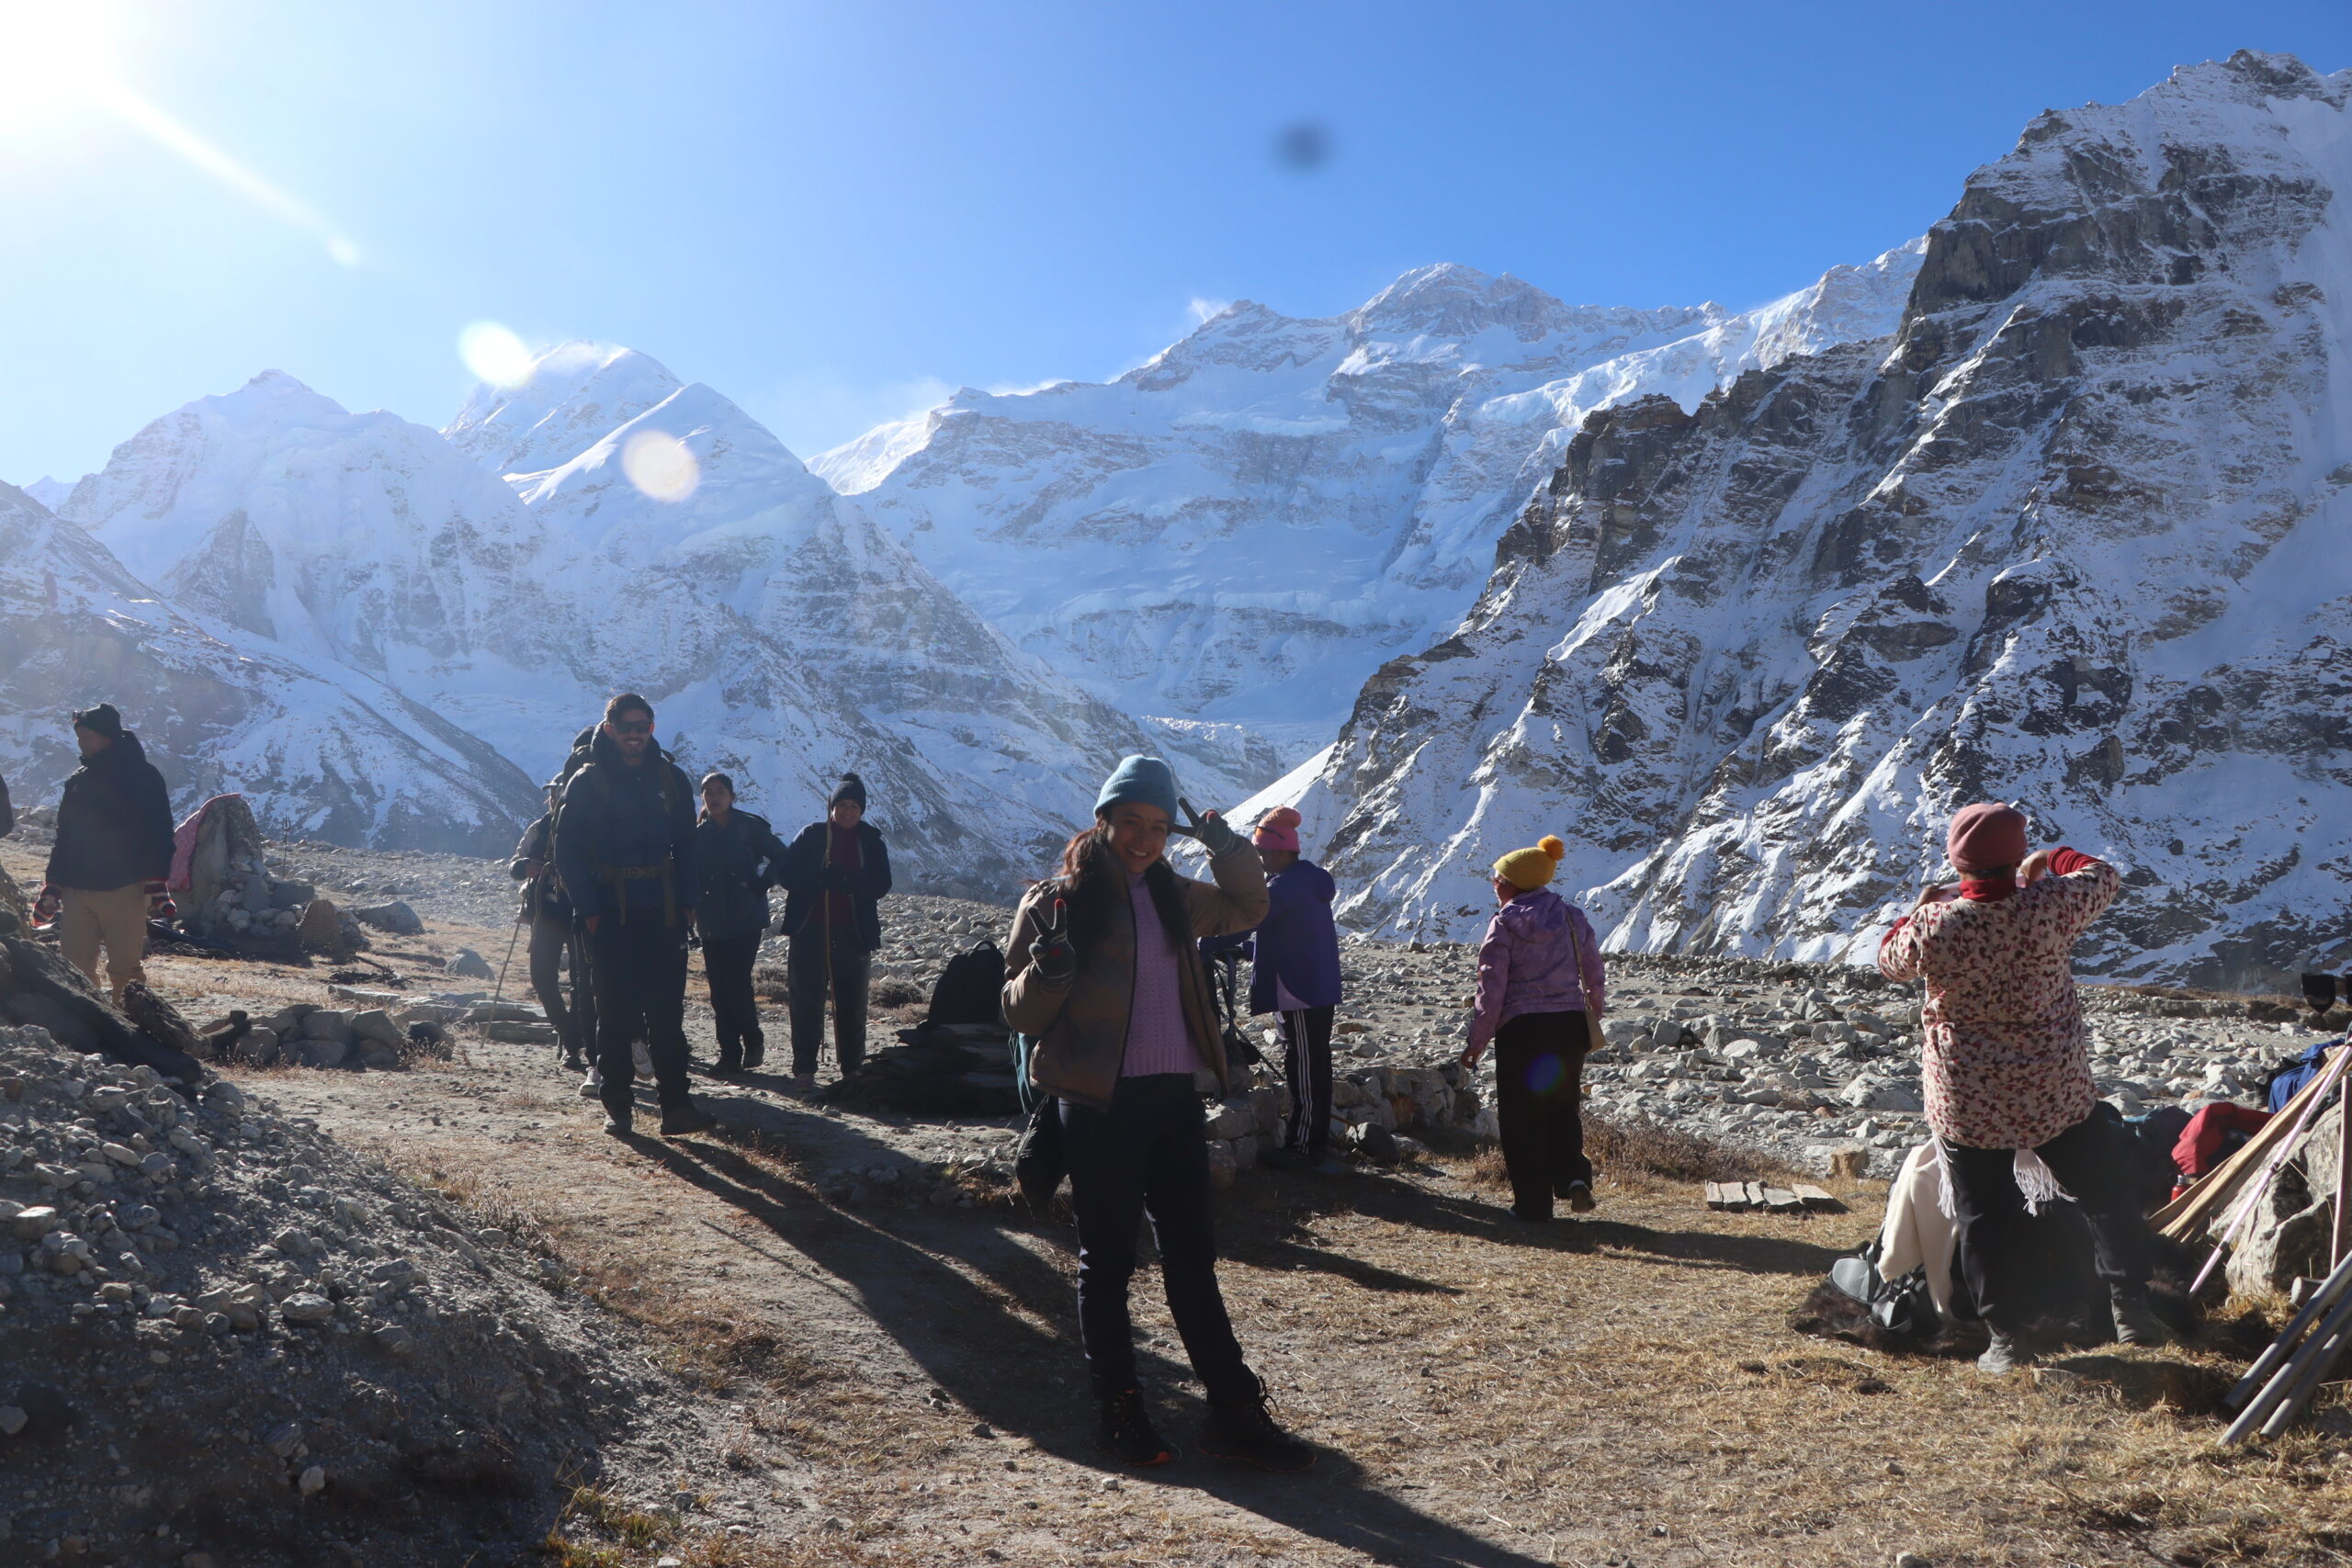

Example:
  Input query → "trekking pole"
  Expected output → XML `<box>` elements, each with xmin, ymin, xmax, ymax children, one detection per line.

<box><xmin>2225</xmin><ymin>1249</ymin><xmax>2352</xmax><ymax>1413</ymax></box>
<box><xmin>2192</xmin><ymin>1048</ymin><xmax>2352</xmax><ymax>1293</ymax></box>
<box><xmin>489</xmin><ymin>908</ymin><xmax>526</xmax><ymax>1014</ymax></box>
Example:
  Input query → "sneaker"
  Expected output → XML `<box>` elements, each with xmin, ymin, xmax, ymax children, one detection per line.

<box><xmin>1097</xmin><ymin>1389</ymin><xmax>1172</xmax><ymax>1467</ymax></box>
<box><xmin>577</xmin><ymin>1066</ymin><xmax>603</xmax><ymax>1099</ymax></box>
<box><xmin>632</xmin><ymin>1042</ymin><xmax>655</xmax><ymax>1077</ymax></box>
<box><xmin>2110</xmin><ymin>1284</ymin><xmax>2172</xmax><ymax>1347</ymax></box>
<box><xmin>1198</xmin><ymin>1378</ymin><xmax>1315</xmax><ymax>1472</ymax></box>
<box><xmin>659</xmin><ymin>1103</ymin><xmax>718</xmax><ymax>1138</ymax></box>
<box><xmin>602</xmin><ymin>1111</ymin><xmax>634</xmax><ymax>1138</ymax></box>
<box><xmin>1976</xmin><ymin>1327</ymin><xmax>2036</xmax><ymax>1375</ymax></box>
<box><xmin>1565</xmin><ymin>1180</ymin><xmax>1597</xmax><ymax>1213</ymax></box>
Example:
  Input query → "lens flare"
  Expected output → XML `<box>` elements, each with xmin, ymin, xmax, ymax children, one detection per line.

<box><xmin>1522</xmin><ymin>1054</ymin><xmax>1566</xmax><ymax>1095</ymax></box>
<box><xmin>458</xmin><ymin>322</ymin><xmax>536</xmax><ymax>389</ymax></box>
<box><xmin>0</xmin><ymin>0</ymin><xmax>117</xmax><ymax>133</ymax></box>
<box><xmin>622</xmin><ymin>429</ymin><xmax>700</xmax><ymax>503</ymax></box>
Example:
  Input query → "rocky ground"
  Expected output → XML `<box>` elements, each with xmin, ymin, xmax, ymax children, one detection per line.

<box><xmin>2</xmin><ymin>830</ymin><xmax>2346</xmax><ymax>1566</ymax></box>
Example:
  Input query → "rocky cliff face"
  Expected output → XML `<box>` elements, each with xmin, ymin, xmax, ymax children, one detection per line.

<box><xmin>1306</xmin><ymin>51</ymin><xmax>2352</xmax><ymax>990</ymax></box>
<box><xmin>0</xmin><ymin>484</ymin><xmax>537</xmax><ymax>854</ymax></box>
<box><xmin>820</xmin><ymin>252</ymin><xmax>1920</xmax><ymax>753</ymax></box>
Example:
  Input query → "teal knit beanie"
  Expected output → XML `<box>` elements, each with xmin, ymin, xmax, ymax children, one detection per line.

<box><xmin>1094</xmin><ymin>755</ymin><xmax>1180</xmax><ymax>822</ymax></box>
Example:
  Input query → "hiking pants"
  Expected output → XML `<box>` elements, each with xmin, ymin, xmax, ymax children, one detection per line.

<box><xmin>786</xmin><ymin>923</ymin><xmax>868</xmax><ymax>1077</ymax></box>
<box><xmin>1494</xmin><ymin>1010</ymin><xmax>1591</xmax><ymax>1219</ymax></box>
<box><xmin>1277</xmin><ymin>1004</ymin><xmax>1336</xmax><ymax>1156</ymax></box>
<box><xmin>1059</xmin><ymin>1073</ymin><xmax>1255</xmax><ymax>1402</ymax></box>
<box><xmin>526</xmin><ymin>912</ymin><xmax>589</xmax><ymax>1061</ymax></box>
<box><xmin>61</xmin><ymin>884</ymin><xmax>149</xmax><ymax>1002</ymax></box>
<box><xmin>702</xmin><ymin>933</ymin><xmax>764</xmax><ymax>1067</ymax></box>
<box><xmin>590</xmin><ymin>922</ymin><xmax>694</xmax><ymax>1116</ymax></box>
<box><xmin>1946</xmin><ymin>1110</ymin><xmax>2154</xmax><ymax>1331</ymax></box>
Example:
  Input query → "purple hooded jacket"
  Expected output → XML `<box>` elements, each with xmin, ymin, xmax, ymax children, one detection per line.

<box><xmin>1467</xmin><ymin>886</ymin><xmax>1605</xmax><ymax>1050</ymax></box>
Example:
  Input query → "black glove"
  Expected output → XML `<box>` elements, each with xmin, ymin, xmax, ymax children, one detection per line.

<box><xmin>1174</xmin><ymin>796</ymin><xmax>1245</xmax><ymax>858</ymax></box>
<box><xmin>1030</xmin><ymin>897</ymin><xmax>1076</xmax><ymax>985</ymax></box>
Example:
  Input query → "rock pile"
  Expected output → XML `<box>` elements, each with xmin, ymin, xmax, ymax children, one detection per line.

<box><xmin>175</xmin><ymin>797</ymin><xmax>370</xmax><ymax>961</ymax></box>
<box><xmin>0</xmin><ymin>1020</ymin><xmax>691</xmax><ymax>1564</ymax></box>
<box><xmin>2222</xmin><ymin>1094</ymin><xmax>2345</xmax><ymax>1294</ymax></box>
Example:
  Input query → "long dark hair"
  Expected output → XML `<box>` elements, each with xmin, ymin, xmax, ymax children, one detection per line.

<box><xmin>1057</xmin><ymin>819</ymin><xmax>1189</xmax><ymax>958</ymax></box>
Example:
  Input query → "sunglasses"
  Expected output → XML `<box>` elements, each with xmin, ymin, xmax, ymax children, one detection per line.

<box><xmin>611</xmin><ymin>719</ymin><xmax>652</xmax><ymax>735</ymax></box>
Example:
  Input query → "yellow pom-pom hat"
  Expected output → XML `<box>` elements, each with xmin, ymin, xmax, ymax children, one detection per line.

<box><xmin>1493</xmin><ymin>836</ymin><xmax>1567</xmax><ymax>891</ymax></box>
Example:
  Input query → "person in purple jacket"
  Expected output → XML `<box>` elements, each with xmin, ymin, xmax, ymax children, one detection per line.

<box><xmin>1201</xmin><ymin>807</ymin><xmax>1346</xmax><ymax>1173</ymax></box>
<box><xmin>1461</xmin><ymin>835</ymin><xmax>1607</xmax><ymax>1222</ymax></box>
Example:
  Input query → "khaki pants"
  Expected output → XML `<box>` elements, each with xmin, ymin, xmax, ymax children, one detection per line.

<box><xmin>60</xmin><ymin>884</ymin><xmax>150</xmax><ymax>1001</ymax></box>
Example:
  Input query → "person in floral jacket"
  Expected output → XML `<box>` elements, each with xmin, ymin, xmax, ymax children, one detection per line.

<box><xmin>1878</xmin><ymin>802</ymin><xmax>2165</xmax><ymax>1373</ymax></box>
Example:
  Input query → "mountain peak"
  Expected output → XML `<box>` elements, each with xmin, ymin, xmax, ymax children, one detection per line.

<box><xmin>1351</xmin><ymin>264</ymin><xmax>1572</xmax><ymax>339</ymax></box>
<box><xmin>446</xmin><ymin>341</ymin><xmax>686</xmax><ymax>476</ymax></box>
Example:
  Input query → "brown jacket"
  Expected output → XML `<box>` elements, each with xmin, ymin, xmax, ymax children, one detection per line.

<box><xmin>1001</xmin><ymin>844</ymin><xmax>1269</xmax><ymax>1111</ymax></box>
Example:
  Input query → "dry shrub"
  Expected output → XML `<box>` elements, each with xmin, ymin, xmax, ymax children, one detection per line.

<box><xmin>1466</xmin><ymin>1109</ymin><xmax>1783</xmax><ymax>1190</ymax></box>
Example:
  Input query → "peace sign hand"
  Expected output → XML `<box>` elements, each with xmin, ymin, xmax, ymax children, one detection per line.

<box><xmin>1031</xmin><ymin>896</ymin><xmax>1077</xmax><ymax>984</ymax></box>
<box><xmin>1174</xmin><ymin>796</ymin><xmax>1245</xmax><ymax>858</ymax></box>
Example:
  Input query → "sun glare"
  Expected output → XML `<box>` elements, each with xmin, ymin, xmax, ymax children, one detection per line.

<box><xmin>458</xmin><ymin>321</ymin><xmax>537</xmax><ymax>389</ymax></box>
<box><xmin>622</xmin><ymin>429</ymin><xmax>701</xmax><ymax>504</ymax></box>
<box><xmin>0</xmin><ymin>0</ymin><xmax>119</xmax><ymax>131</ymax></box>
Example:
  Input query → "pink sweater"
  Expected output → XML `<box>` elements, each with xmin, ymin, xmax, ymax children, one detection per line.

<box><xmin>1123</xmin><ymin>872</ymin><xmax>1199</xmax><ymax>1077</ymax></box>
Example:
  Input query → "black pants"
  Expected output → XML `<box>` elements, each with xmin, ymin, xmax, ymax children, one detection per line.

<box><xmin>787</xmin><ymin>924</ymin><xmax>869</xmax><ymax>1077</ymax></box>
<box><xmin>590</xmin><ymin>921</ymin><xmax>694</xmax><ymax>1116</ymax></box>
<box><xmin>1946</xmin><ymin>1110</ymin><xmax>2154</xmax><ymax>1331</ymax></box>
<box><xmin>1494</xmin><ymin>1011</ymin><xmax>1591</xmax><ymax>1219</ymax></box>
<box><xmin>1277</xmin><ymin>1005</ymin><xmax>1336</xmax><ymax>1156</ymax></box>
<box><xmin>1060</xmin><ymin>1074</ymin><xmax>1254</xmax><ymax>1403</ymax></box>
<box><xmin>526</xmin><ymin>913</ymin><xmax>591</xmax><ymax>1061</ymax></box>
<box><xmin>702</xmin><ymin>933</ymin><xmax>764</xmax><ymax>1066</ymax></box>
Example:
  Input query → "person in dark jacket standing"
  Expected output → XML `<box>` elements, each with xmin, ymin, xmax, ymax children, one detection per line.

<box><xmin>554</xmin><ymin>694</ymin><xmax>716</xmax><ymax>1140</ymax></box>
<box><xmin>775</xmin><ymin>773</ymin><xmax>891</xmax><ymax>1098</ymax></box>
<box><xmin>40</xmin><ymin>705</ymin><xmax>176</xmax><ymax>1004</ymax></box>
<box><xmin>694</xmin><ymin>773</ymin><xmax>787</xmax><ymax>1076</ymax></box>
<box><xmin>1201</xmin><ymin>807</ymin><xmax>1345</xmax><ymax>1173</ymax></box>
<box><xmin>509</xmin><ymin>781</ymin><xmax>592</xmax><ymax>1072</ymax></box>
<box><xmin>0</xmin><ymin>769</ymin><xmax>15</xmax><ymax>839</ymax></box>
<box><xmin>1001</xmin><ymin>756</ymin><xmax>1310</xmax><ymax>1472</ymax></box>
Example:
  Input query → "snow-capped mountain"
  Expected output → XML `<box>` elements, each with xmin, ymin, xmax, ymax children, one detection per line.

<box><xmin>1295</xmin><ymin>51</ymin><xmax>2352</xmax><ymax>991</ymax></box>
<box><xmin>0</xmin><ymin>482</ymin><xmax>537</xmax><ymax>853</ymax></box>
<box><xmin>819</xmin><ymin>247</ymin><xmax>1922</xmax><ymax>754</ymax></box>
<box><xmin>20</xmin><ymin>476</ymin><xmax>74</xmax><ymax>510</ymax></box>
<box><xmin>54</xmin><ymin>351</ymin><xmax>1270</xmax><ymax>890</ymax></box>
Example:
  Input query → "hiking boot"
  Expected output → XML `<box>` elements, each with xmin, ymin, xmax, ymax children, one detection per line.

<box><xmin>785</xmin><ymin>1074</ymin><xmax>818</xmax><ymax>1101</ymax></box>
<box><xmin>712</xmin><ymin>1052</ymin><xmax>743</xmax><ymax>1077</ymax></box>
<box><xmin>602</xmin><ymin>1109</ymin><xmax>634</xmax><ymax>1138</ymax></box>
<box><xmin>1976</xmin><ymin>1327</ymin><xmax>2036</xmax><ymax>1375</ymax></box>
<box><xmin>577</xmin><ymin>1066</ymin><xmax>603</xmax><ymax>1099</ymax></box>
<box><xmin>1199</xmin><ymin>1378</ymin><xmax>1315</xmax><ymax>1473</ymax></box>
<box><xmin>1510</xmin><ymin>1203</ymin><xmax>1554</xmax><ymax>1224</ymax></box>
<box><xmin>659</xmin><ymin>1103</ymin><xmax>718</xmax><ymax>1138</ymax></box>
<box><xmin>742</xmin><ymin>1042</ymin><xmax>766</xmax><ymax>1071</ymax></box>
<box><xmin>631</xmin><ymin>1042</ymin><xmax>655</xmax><ymax>1077</ymax></box>
<box><xmin>1564</xmin><ymin>1180</ymin><xmax>1597</xmax><ymax>1213</ymax></box>
<box><xmin>560</xmin><ymin>1048</ymin><xmax>585</xmax><ymax>1073</ymax></box>
<box><xmin>2110</xmin><ymin>1284</ymin><xmax>2172</xmax><ymax>1347</ymax></box>
<box><xmin>1097</xmin><ymin>1389</ymin><xmax>1172</xmax><ymax>1467</ymax></box>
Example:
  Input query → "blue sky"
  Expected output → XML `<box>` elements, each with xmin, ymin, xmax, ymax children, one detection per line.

<box><xmin>2</xmin><ymin>0</ymin><xmax>2346</xmax><ymax>483</ymax></box>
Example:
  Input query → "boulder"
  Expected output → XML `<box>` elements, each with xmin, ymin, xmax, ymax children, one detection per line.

<box><xmin>352</xmin><ymin>901</ymin><xmax>423</xmax><ymax>937</ymax></box>
<box><xmin>295</xmin><ymin>898</ymin><xmax>355</xmax><ymax>958</ymax></box>
<box><xmin>1204</xmin><ymin>1139</ymin><xmax>1237</xmax><ymax>1192</ymax></box>
<box><xmin>446</xmin><ymin>949</ymin><xmax>496</xmax><ymax>981</ymax></box>
<box><xmin>232</xmin><ymin>1027</ymin><xmax>280</xmax><ymax>1066</ymax></box>
<box><xmin>348</xmin><ymin>1010</ymin><xmax>404</xmax><ymax>1048</ymax></box>
<box><xmin>301</xmin><ymin>1038</ymin><xmax>350</xmax><ymax>1070</ymax></box>
<box><xmin>0</xmin><ymin>932</ymin><xmax>202</xmax><ymax>1081</ymax></box>
<box><xmin>2225</xmin><ymin>1096</ymin><xmax>2344</xmax><ymax>1295</ymax></box>
<box><xmin>302</xmin><ymin>1010</ymin><xmax>352</xmax><ymax>1043</ymax></box>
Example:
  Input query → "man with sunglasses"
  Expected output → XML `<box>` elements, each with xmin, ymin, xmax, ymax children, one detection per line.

<box><xmin>554</xmin><ymin>693</ymin><xmax>718</xmax><ymax>1139</ymax></box>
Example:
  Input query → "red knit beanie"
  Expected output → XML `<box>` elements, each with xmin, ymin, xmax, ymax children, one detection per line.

<box><xmin>1948</xmin><ymin>803</ymin><xmax>2029</xmax><ymax>874</ymax></box>
<box><xmin>1253</xmin><ymin>806</ymin><xmax>1303</xmax><ymax>855</ymax></box>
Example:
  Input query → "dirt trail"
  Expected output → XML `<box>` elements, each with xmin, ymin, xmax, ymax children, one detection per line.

<box><xmin>6</xmin><ymin>828</ymin><xmax>2341</xmax><ymax>1565</ymax></box>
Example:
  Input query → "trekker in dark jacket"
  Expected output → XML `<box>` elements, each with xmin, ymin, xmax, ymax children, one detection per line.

<box><xmin>0</xmin><ymin>771</ymin><xmax>15</xmax><ymax>839</ymax></box>
<box><xmin>40</xmin><ymin>705</ymin><xmax>176</xmax><ymax>1004</ymax></box>
<box><xmin>774</xmin><ymin>773</ymin><xmax>891</xmax><ymax>1097</ymax></box>
<box><xmin>1201</xmin><ymin>807</ymin><xmax>1345</xmax><ymax>1172</ymax></box>
<box><xmin>1001</xmin><ymin>755</ymin><xmax>1312</xmax><ymax>1474</ymax></box>
<box><xmin>553</xmin><ymin>694</ymin><xmax>715</xmax><ymax>1141</ymax></box>
<box><xmin>510</xmin><ymin>782</ymin><xmax>592</xmax><ymax>1071</ymax></box>
<box><xmin>694</xmin><ymin>773</ymin><xmax>788</xmax><ymax>1076</ymax></box>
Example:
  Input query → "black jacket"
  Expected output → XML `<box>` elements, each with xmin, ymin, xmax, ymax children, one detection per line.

<box><xmin>46</xmin><ymin>733</ymin><xmax>175</xmax><ymax>892</ymax></box>
<box><xmin>553</xmin><ymin>734</ymin><xmax>699</xmax><ymax>928</ymax></box>
<box><xmin>507</xmin><ymin>813</ymin><xmax>573</xmax><ymax>921</ymax></box>
<box><xmin>775</xmin><ymin>820</ymin><xmax>891</xmax><ymax>952</ymax></box>
<box><xmin>0</xmin><ymin>773</ymin><xmax>13</xmax><ymax>839</ymax></box>
<box><xmin>695</xmin><ymin>809</ymin><xmax>789</xmax><ymax>942</ymax></box>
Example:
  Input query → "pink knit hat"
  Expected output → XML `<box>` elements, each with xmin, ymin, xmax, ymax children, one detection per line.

<box><xmin>1253</xmin><ymin>807</ymin><xmax>1303</xmax><ymax>855</ymax></box>
<box><xmin>1948</xmin><ymin>802</ymin><xmax>2029</xmax><ymax>874</ymax></box>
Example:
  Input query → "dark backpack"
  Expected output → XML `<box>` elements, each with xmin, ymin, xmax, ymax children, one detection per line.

<box><xmin>927</xmin><ymin>941</ymin><xmax>1006</xmax><ymax>1029</ymax></box>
